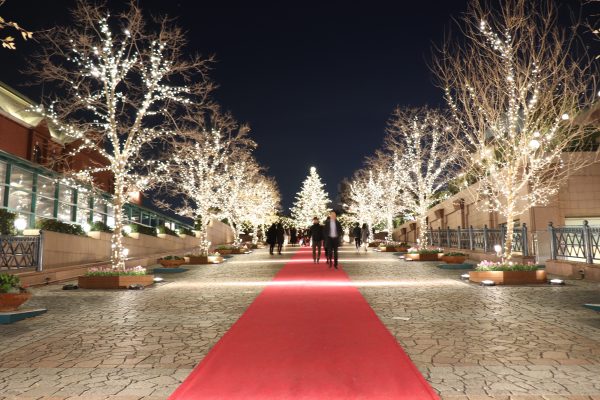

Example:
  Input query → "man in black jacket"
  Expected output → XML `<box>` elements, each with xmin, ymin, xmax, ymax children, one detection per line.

<box><xmin>275</xmin><ymin>223</ymin><xmax>285</xmax><ymax>255</ymax></box>
<box><xmin>323</xmin><ymin>210</ymin><xmax>343</xmax><ymax>268</ymax></box>
<box><xmin>308</xmin><ymin>217</ymin><xmax>324</xmax><ymax>263</ymax></box>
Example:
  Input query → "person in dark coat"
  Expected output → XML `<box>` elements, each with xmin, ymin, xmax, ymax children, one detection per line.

<box><xmin>290</xmin><ymin>227</ymin><xmax>297</xmax><ymax>246</ymax></box>
<box><xmin>352</xmin><ymin>223</ymin><xmax>362</xmax><ymax>251</ymax></box>
<box><xmin>266</xmin><ymin>223</ymin><xmax>277</xmax><ymax>255</ymax></box>
<box><xmin>324</xmin><ymin>210</ymin><xmax>343</xmax><ymax>268</ymax></box>
<box><xmin>308</xmin><ymin>217</ymin><xmax>324</xmax><ymax>263</ymax></box>
<box><xmin>275</xmin><ymin>223</ymin><xmax>285</xmax><ymax>255</ymax></box>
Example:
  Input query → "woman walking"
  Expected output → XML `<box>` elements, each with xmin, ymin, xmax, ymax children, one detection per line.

<box><xmin>276</xmin><ymin>223</ymin><xmax>285</xmax><ymax>255</ymax></box>
<box><xmin>360</xmin><ymin>223</ymin><xmax>370</xmax><ymax>252</ymax></box>
<box><xmin>266</xmin><ymin>223</ymin><xmax>277</xmax><ymax>255</ymax></box>
<box><xmin>352</xmin><ymin>223</ymin><xmax>362</xmax><ymax>252</ymax></box>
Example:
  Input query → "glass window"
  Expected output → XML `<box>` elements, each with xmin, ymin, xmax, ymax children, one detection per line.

<box><xmin>8</xmin><ymin>188</ymin><xmax>31</xmax><ymax>213</ymax></box>
<box><xmin>37</xmin><ymin>175</ymin><xmax>56</xmax><ymax>198</ymax></box>
<box><xmin>76</xmin><ymin>191</ymin><xmax>91</xmax><ymax>224</ymax></box>
<box><xmin>106</xmin><ymin>203</ymin><xmax>115</xmax><ymax>227</ymax></box>
<box><xmin>59</xmin><ymin>185</ymin><xmax>75</xmax><ymax>204</ymax></box>
<box><xmin>58</xmin><ymin>201</ymin><xmax>74</xmax><ymax>222</ymax></box>
<box><xmin>141</xmin><ymin>212</ymin><xmax>151</xmax><ymax>226</ymax></box>
<box><xmin>10</xmin><ymin>166</ymin><xmax>33</xmax><ymax>190</ymax></box>
<box><xmin>36</xmin><ymin>196</ymin><xmax>55</xmax><ymax>218</ymax></box>
<box><xmin>130</xmin><ymin>208</ymin><xmax>141</xmax><ymax>224</ymax></box>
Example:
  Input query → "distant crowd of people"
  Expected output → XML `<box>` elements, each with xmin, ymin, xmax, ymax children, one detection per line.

<box><xmin>265</xmin><ymin>211</ymin><xmax>371</xmax><ymax>269</ymax></box>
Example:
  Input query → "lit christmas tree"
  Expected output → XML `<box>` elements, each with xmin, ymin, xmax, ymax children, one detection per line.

<box><xmin>291</xmin><ymin>167</ymin><xmax>331</xmax><ymax>228</ymax></box>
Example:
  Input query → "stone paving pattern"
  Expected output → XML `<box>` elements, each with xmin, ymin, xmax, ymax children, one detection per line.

<box><xmin>0</xmin><ymin>246</ymin><xmax>599</xmax><ymax>399</ymax></box>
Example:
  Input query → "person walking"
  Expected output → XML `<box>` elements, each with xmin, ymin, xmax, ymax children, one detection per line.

<box><xmin>361</xmin><ymin>223</ymin><xmax>370</xmax><ymax>252</ymax></box>
<box><xmin>275</xmin><ymin>222</ymin><xmax>285</xmax><ymax>255</ymax></box>
<box><xmin>352</xmin><ymin>223</ymin><xmax>362</xmax><ymax>252</ymax></box>
<box><xmin>324</xmin><ymin>210</ymin><xmax>343</xmax><ymax>269</ymax></box>
<box><xmin>308</xmin><ymin>217</ymin><xmax>324</xmax><ymax>263</ymax></box>
<box><xmin>266</xmin><ymin>223</ymin><xmax>277</xmax><ymax>255</ymax></box>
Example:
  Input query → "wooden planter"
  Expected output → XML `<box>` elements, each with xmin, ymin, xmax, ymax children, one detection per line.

<box><xmin>368</xmin><ymin>242</ymin><xmax>380</xmax><ymax>248</ymax></box>
<box><xmin>78</xmin><ymin>275</ymin><xmax>155</xmax><ymax>289</ymax></box>
<box><xmin>186</xmin><ymin>255</ymin><xmax>209</xmax><ymax>264</ymax></box>
<box><xmin>396</xmin><ymin>247</ymin><xmax>409</xmax><ymax>252</ymax></box>
<box><xmin>380</xmin><ymin>246</ymin><xmax>397</xmax><ymax>252</ymax></box>
<box><xmin>442</xmin><ymin>255</ymin><xmax>468</xmax><ymax>264</ymax></box>
<box><xmin>158</xmin><ymin>259</ymin><xmax>186</xmax><ymax>268</ymax></box>
<box><xmin>0</xmin><ymin>292</ymin><xmax>32</xmax><ymax>312</ymax></box>
<box><xmin>217</xmin><ymin>249</ymin><xmax>233</xmax><ymax>255</ymax></box>
<box><xmin>469</xmin><ymin>270</ymin><xmax>547</xmax><ymax>285</ymax></box>
<box><xmin>405</xmin><ymin>253</ymin><xmax>441</xmax><ymax>261</ymax></box>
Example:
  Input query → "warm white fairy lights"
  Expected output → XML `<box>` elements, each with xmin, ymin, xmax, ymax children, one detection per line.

<box><xmin>33</xmin><ymin>3</ymin><xmax>212</xmax><ymax>269</ymax></box>
<box><xmin>438</xmin><ymin>0</ymin><xmax>598</xmax><ymax>259</ymax></box>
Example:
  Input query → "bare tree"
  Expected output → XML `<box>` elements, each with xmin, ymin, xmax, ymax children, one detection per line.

<box><xmin>31</xmin><ymin>1</ymin><xmax>213</xmax><ymax>269</ymax></box>
<box><xmin>0</xmin><ymin>0</ymin><xmax>32</xmax><ymax>50</ymax></box>
<box><xmin>385</xmin><ymin>107</ymin><xmax>463</xmax><ymax>246</ymax></box>
<box><xmin>435</xmin><ymin>0</ymin><xmax>599</xmax><ymax>260</ymax></box>
<box><xmin>156</xmin><ymin>109</ymin><xmax>253</xmax><ymax>254</ymax></box>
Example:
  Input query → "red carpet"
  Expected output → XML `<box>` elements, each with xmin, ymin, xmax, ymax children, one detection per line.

<box><xmin>169</xmin><ymin>247</ymin><xmax>439</xmax><ymax>399</ymax></box>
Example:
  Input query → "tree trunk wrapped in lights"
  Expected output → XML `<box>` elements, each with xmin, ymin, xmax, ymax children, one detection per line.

<box><xmin>31</xmin><ymin>1</ymin><xmax>213</xmax><ymax>269</ymax></box>
<box><xmin>435</xmin><ymin>0</ymin><xmax>599</xmax><ymax>260</ymax></box>
<box><xmin>385</xmin><ymin>108</ymin><xmax>463</xmax><ymax>247</ymax></box>
<box><xmin>291</xmin><ymin>167</ymin><xmax>331</xmax><ymax>228</ymax></box>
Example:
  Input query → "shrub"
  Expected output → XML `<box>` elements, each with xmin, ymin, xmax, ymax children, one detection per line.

<box><xmin>0</xmin><ymin>273</ymin><xmax>22</xmax><ymax>293</ymax></box>
<box><xmin>0</xmin><ymin>209</ymin><xmax>16</xmax><ymax>235</ymax></box>
<box><xmin>443</xmin><ymin>252</ymin><xmax>467</xmax><ymax>257</ymax></box>
<box><xmin>159</xmin><ymin>255</ymin><xmax>184</xmax><ymax>260</ymax></box>
<box><xmin>475</xmin><ymin>261</ymin><xmax>541</xmax><ymax>272</ymax></box>
<box><xmin>216</xmin><ymin>244</ymin><xmax>238</xmax><ymax>250</ymax></box>
<box><xmin>36</xmin><ymin>219</ymin><xmax>86</xmax><ymax>236</ymax></box>
<box><xmin>85</xmin><ymin>266</ymin><xmax>147</xmax><ymax>277</ymax></box>
<box><xmin>130</xmin><ymin>224</ymin><xmax>157</xmax><ymax>237</ymax></box>
<box><xmin>90</xmin><ymin>221</ymin><xmax>113</xmax><ymax>233</ymax></box>
<box><xmin>179</xmin><ymin>227</ymin><xmax>194</xmax><ymax>236</ymax></box>
<box><xmin>157</xmin><ymin>225</ymin><xmax>178</xmax><ymax>237</ymax></box>
<box><xmin>408</xmin><ymin>247</ymin><xmax>443</xmax><ymax>254</ymax></box>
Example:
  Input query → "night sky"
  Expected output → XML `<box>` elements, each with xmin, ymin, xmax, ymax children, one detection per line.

<box><xmin>0</xmin><ymin>0</ymin><xmax>590</xmax><ymax>211</ymax></box>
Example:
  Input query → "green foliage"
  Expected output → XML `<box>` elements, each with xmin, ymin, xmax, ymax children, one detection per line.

<box><xmin>157</xmin><ymin>225</ymin><xmax>178</xmax><ymax>237</ymax></box>
<box><xmin>216</xmin><ymin>244</ymin><xmax>239</xmax><ymax>250</ymax></box>
<box><xmin>408</xmin><ymin>248</ymin><xmax>443</xmax><ymax>254</ymax></box>
<box><xmin>160</xmin><ymin>255</ymin><xmax>184</xmax><ymax>260</ymax></box>
<box><xmin>194</xmin><ymin>216</ymin><xmax>203</xmax><ymax>230</ymax></box>
<box><xmin>0</xmin><ymin>209</ymin><xmax>16</xmax><ymax>235</ymax></box>
<box><xmin>130</xmin><ymin>224</ymin><xmax>157</xmax><ymax>237</ymax></box>
<box><xmin>36</xmin><ymin>219</ymin><xmax>86</xmax><ymax>236</ymax></box>
<box><xmin>179</xmin><ymin>227</ymin><xmax>194</xmax><ymax>236</ymax></box>
<box><xmin>90</xmin><ymin>221</ymin><xmax>113</xmax><ymax>233</ymax></box>
<box><xmin>475</xmin><ymin>263</ymin><xmax>541</xmax><ymax>272</ymax></box>
<box><xmin>443</xmin><ymin>252</ymin><xmax>467</xmax><ymax>256</ymax></box>
<box><xmin>0</xmin><ymin>273</ymin><xmax>21</xmax><ymax>293</ymax></box>
<box><xmin>84</xmin><ymin>266</ymin><xmax>147</xmax><ymax>276</ymax></box>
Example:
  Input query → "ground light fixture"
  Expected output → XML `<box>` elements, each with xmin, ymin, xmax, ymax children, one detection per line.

<box><xmin>122</xmin><ymin>248</ymin><xmax>129</xmax><ymax>257</ymax></box>
<box><xmin>123</xmin><ymin>225</ymin><xmax>133</xmax><ymax>235</ymax></box>
<box><xmin>153</xmin><ymin>277</ymin><xmax>164</xmax><ymax>283</ymax></box>
<box><xmin>481</xmin><ymin>279</ymin><xmax>495</xmax><ymax>286</ymax></box>
<box><xmin>14</xmin><ymin>217</ymin><xmax>27</xmax><ymax>233</ymax></box>
<box><xmin>549</xmin><ymin>278</ymin><xmax>565</xmax><ymax>285</ymax></box>
<box><xmin>82</xmin><ymin>222</ymin><xmax>91</xmax><ymax>233</ymax></box>
<box><xmin>460</xmin><ymin>273</ymin><xmax>470</xmax><ymax>280</ymax></box>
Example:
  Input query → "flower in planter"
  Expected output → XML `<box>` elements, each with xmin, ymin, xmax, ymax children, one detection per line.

<box><xmin>85</xmin><ymin>266</ymin><xmax>147</xmax><ymax>277</ymax></box>
<box><xmin>475</xmin><ymin>260</ymin><xmax>540</xmax><ymax>272</ymax></box>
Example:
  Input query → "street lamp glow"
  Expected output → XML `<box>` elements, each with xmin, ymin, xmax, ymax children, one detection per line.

<box><xmin>82</xmin><ymin>222</ymin><xmax>91</xmax><ymax>233</ymax></box>
<box><xmin>14</xmin><ymin>217</ymin><xmax>27</xmax><ymax>232</ymax></box>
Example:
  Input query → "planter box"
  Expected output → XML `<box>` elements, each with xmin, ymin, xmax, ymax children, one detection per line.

<box><xmin>0</xmin><ymin>292</ymin><xmax>32</xmax><ymax>312</ymax></box>
<box><xmin>442</xmin><ymin>255</ymin><xmax>468</xmax><ymax>264</ymax></box>
<box><xmin>379</xmin><ymin>246</ymin><xmax>397</xmax><ymax>252</ymax></box>
<box><xmin>469</xmin><ymin>270</ymin><xmax>547</xmax><ymax>285</ymax></box>
<box><xmin>368</xmin><ymin>242</ymin><xmax>380</xmax><ymax>248</ymax></box>
<box><xmin>405</xmin><ymin>253</ymin><xmax>441</xmax><ymax>261</ymax></box>
<box><xmin>186</xmin><ymin>255</ymin><xmax>209</xmax><ymax>264</ymax></box>
<box><xmin>78</xmin><ymin>275</ymin><xmax>155</xmax><ymax>289</ymax></box>
<box><xmin>396</xmin><ymin>247</ymin><xmax>409</xmax><ymax>252</ymax></box>
<box><xmin>158</xmin><ymin>259</ymin><xmax>186</xmax><ymax>268</ymax></box>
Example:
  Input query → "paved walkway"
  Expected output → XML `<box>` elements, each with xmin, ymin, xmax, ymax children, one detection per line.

<box><xmin>1</xmin><ymin>246</ymin><xmax>599</xmax><ymax>399</ymax></box>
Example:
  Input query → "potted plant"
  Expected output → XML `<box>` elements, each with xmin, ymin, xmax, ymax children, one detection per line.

<box><xmin>78</xmin><ymin>266</ymin><xmax>154</xmax><ymax>289</ymax></box>
<box><xmin>396</xmin><ymin>242</ymin><xmax>409</xmax><ymax>252</ymax></box>
<box><xmin>441</xmin><ymin>252</ymin><xmax>468</xmax><ymax>264</ymax></box>
<box><xmin>0</xmin><ymin>273</ymin><xmax>31</xmax><ymax>311</ymax></box>
<box><xmin>405</xmin><ymin>247</ymin><xmax>444</xmax><ymax>261</ymax></box>
<box><xmin>469</xmin><ymin>261</ymin><xmax>546</xmax><ymax>284</ymax></box>
<box><xmin>158</xmin><ymin>255</ymin><xmax>186</xmax><ymax>268</ymax></box>
<box><xmin>215</xmin><ymin>244</ymin><xmax>241</xmax><ymax>255</ymax></box>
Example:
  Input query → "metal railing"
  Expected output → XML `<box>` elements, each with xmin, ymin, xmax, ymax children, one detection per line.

<box><xmin>426</xmin><ymin>224</ymin><xmax>529</xmax><ymax>256</ymax></box>
<box><xmin>0</xmin><ymin>231</ymin><xmax>44</xmax><ymax>271</ymax></box>
<box><xmin>548</xmin><ymin>221</ymin><xmax>600</xmax><ymax>264</ymax></box>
